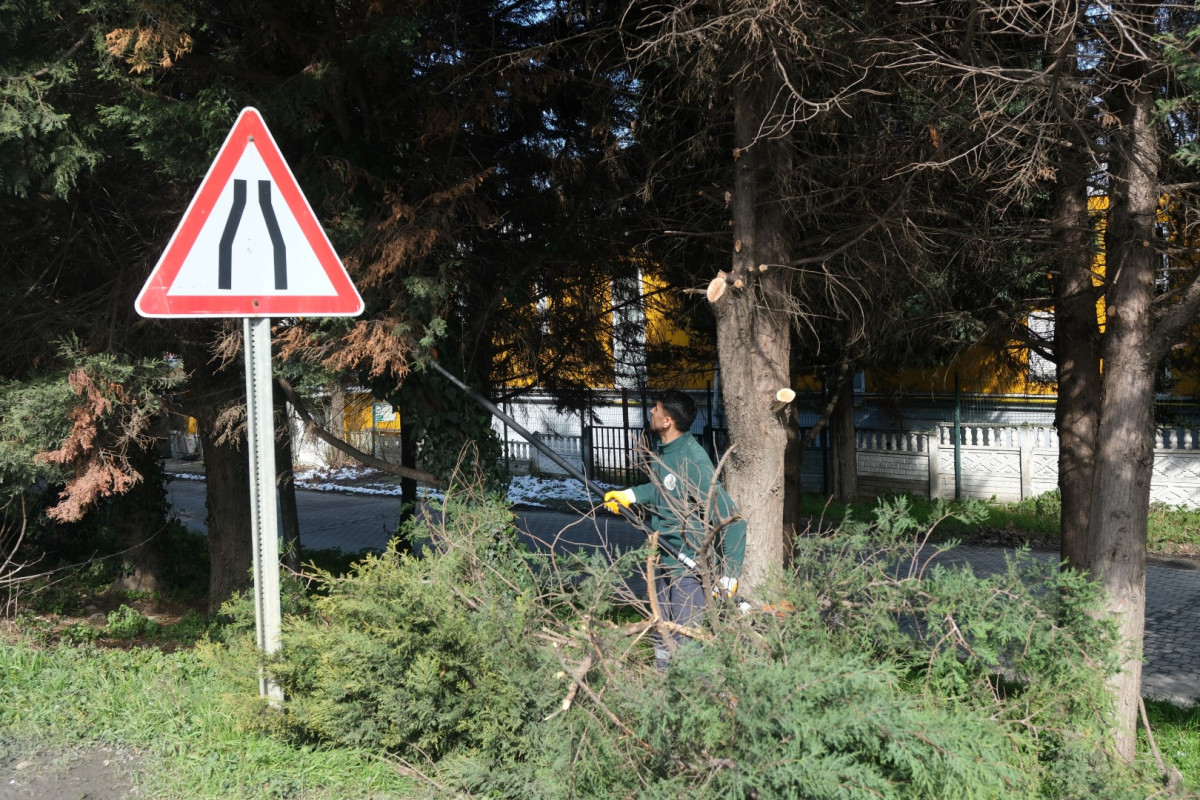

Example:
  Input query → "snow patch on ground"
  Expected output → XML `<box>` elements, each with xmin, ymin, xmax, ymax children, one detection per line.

<box><xmin>226</xmin><ymin>467</ymin><xmax>618</xmax><ymax>507</ymax></box>
<box><xmin>505</xmin><ymin>474</ymin><xmax>615</xmax><ymax>507</ymax></box>
<box><xmin>169</xmin><ymin>464</ymin><xmax>616</xmax><ymax>506</ymax></box>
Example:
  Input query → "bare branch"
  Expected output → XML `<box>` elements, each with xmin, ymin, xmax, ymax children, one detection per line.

<box><xmin>276</xmin><ymin>377</ymin><xmax>445</xmax><ymax>488</ymax></box>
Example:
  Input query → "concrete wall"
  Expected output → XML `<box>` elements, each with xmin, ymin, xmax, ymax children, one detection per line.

<box><xmin>842</xmin><ymin>423</ymin><xmax>1200</xmax><ymax>508</ymax></box>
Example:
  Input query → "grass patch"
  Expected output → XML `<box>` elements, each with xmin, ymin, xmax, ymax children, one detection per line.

<box><xmin>0</xmin><ymin>637</ymin><xmax>413</xmax><ymax>799</ymax></box>
<box><xmin>1147</xmin><ymin>503</ymin><xmax>1200</xmax><ymax>555</ymax></box>
<box><xmin>799</xmin><ymin>492</ymin><xmax>1051</xmax><ymax>542</ymax></box>
<box><xmin>800</xmin><ymin>490</ymin><xmax>1200</xmax><ymax>556</ymax></box>
<box><xmin>1141</xmin><ymin>699</ymin><xmax>1200</xmax><ymax>791</ymax></box>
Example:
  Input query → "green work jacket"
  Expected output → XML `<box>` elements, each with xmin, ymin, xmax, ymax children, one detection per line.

<box><xmin>630</xmin><ymin>433</ymin><xmax>746</xmax><ymax>578</ymax></box>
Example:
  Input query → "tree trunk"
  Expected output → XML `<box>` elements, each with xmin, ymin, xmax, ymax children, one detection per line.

<box><xmin>1086</xmin><ymin>67</ymin><xmax>1159</xmax><ymax>762</ymax></box>
<box><xmin>710</xmin><ymin>71</ymin><xmax>792</xmax><ymax>594</ymax></box>
<box><xmin>109</xmin><ymin>446</ymin><xmax>167</xmax><ymax>595</ymax></box>
<box><xmin>275</xmin><ymin>385</ymin><xmax>301</xmax><ymax>572</ymax></box>
<box><xmin>329</xmin><ymin>385</ymin><xmax>347</xmax><ymax>467</ymax></box>
<box><xmin>1053</xmin><ymin>151</ymin><xmax>1101</xmax><ymax>568</ymax></box>
<box><xmin>781</xmin><ymin>410</ymin><xmax>802</xmax><ymax>567</ymax></box>
<box><xmin>400</xmin><ymin>408</ymin><xmax>418</xmax><ymax>531</ymax></box>
<box><xmin>197</xmin><ymin>419</ymin><xmax>254</xmax><ymax>614</ymax></box>
<box><xmin>179</xmin><ymin>330</ymin><xmax>254</xmax><ymax>614</ymax></box>
<box><xmin>829</xmin><ymin>375</ymin><xmax>858</xmax><ymax>502</ymax></box>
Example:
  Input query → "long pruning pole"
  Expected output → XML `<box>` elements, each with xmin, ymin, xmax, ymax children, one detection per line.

<box><xmin>429</xmin><ymin>361</ymin><xmax>629</xmax><ymax>509</ymax></box>
<box><xmin>429</xmin><ymin>361</ymin><xmax>707</xmax><ymax>574</ymax></box>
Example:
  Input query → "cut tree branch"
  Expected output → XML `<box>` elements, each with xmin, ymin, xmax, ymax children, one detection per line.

<box><xmin>276</xmin><ymin>376</ymin><xmax>445</xmax><ymax>488</ymax></box>
<box><xmin>799</xmin><ymin>356</ymin><xmax>852</xmax><ymax>449</ymax></box>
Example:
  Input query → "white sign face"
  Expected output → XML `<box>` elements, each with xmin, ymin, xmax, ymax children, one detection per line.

<box><xmin>373</xmin><ymin>402</ymin><xmax>397</xmax><ymax>423</ymax></box>
<box><xmin>135</xmin><ymin>107</ymin><xmax>363</xmax><ymax>318</ymax></box>
<box><xmin>167</xmin><ymin>143</ymin><xmax>338</xmax><ymax>297</ymax></box>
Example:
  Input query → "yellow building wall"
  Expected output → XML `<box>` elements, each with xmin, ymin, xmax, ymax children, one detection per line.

<box><xmin>342</xmin><ymin>392</ymin><xmax>400</xmax><ymax>434</ymax></box>
<box><xmin>1158</xmin><ymin>194</ymin><xmax>1200</xmax><ymax>398</ymax></box>
<box><xmin>406</xmin><ymin>190</ymin><xmax>1199</xmax><ymax>409</ymax></box>
<box><xmin>489</xmin><ymin>256</ymin><xmax>717</xmax><ymax>393</ymax></box>
<box><xmin>862</xmin><ymin>193</ymin><xmax>1200</xmax><ymax>402</ymax></box>
<box><xmin>866</xmin><ymin>344</ymin><xmax>1058</xmax><ymax>396</ymax></box>
<box><xmin>489</xmin><ymin>272</ymin><xmax>619</xmax><ymax>391</ymax></box>
<box><xmin>641</xmin><ymin>270</ymin><xmax>716</xmax><ymax>391</ymax></box>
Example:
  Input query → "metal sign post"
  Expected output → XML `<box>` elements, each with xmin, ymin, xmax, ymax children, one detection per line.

<box><xmin>136</xmin><ymin>107</ymin><xmax>363</xmax><ymax>703</ymax></box>
<box><xmin>244</xmin><ymin>317</ymin><xmax>284</xmax><ymax>703</ymax></box>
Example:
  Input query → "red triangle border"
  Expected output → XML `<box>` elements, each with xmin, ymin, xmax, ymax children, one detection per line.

<box><xmin>135</xmin><ymin>108</ymin><xmax>363</xmax><ymax>318</ymax></box>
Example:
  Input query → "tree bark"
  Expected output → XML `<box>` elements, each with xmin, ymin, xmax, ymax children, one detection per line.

<box><xmin>1053</xmin><ymin>152</ymin><xmax>1101</xmax><ymax>568</ymax></box>
<box><xmin>109</xmin><ymin>446</ymin><xmax>167</xmax><ymax>595</ymax></box>
<box><xmin>197</xmin><ymin>417</ymin><xmax>254</xmax><ymax>614</ymax></box>
<box><xmin>829</xmin><ymin>374</ymin><xmax>858</xmax><ymax>502</ymax></box>
<box><xmin>710</xmin><ymin>70</ymin><xmax>793</xmax><ymax>594</ymax></box>
<box><xmin>781</xmin><ymin>409</ymin><xmax>802</xmax><ymax>567</ymax></box>
<box><xmin>178</xmin><ymin>331</ymin><xmax>254</xmax><ymax>614</ymax></box>
<box><xmin>275</xmin><ymin>385</ymin><xmax>301</xmax><ymax>572</ymax></box>
<box><xmin>400</xmin><ymin>408</ymin><xmax>418</xmax><ymax>530</ymax></box>
<box><xmin>1086</xmin><ymin>65</ymin><xmax>1159</xmax><ymax>762</ymax></box>
<box><xmin>329</xmin><ymin>385</ymin><xmax>347</xmax><ymax>467</ymax></box>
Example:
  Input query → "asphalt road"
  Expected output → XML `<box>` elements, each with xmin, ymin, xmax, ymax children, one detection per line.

<box><xmin>166</xmin><ymin>475</ymin><xmax>1200</xmax><ymax>706</ymax></box>
<box><xmin>165</xmin><ymin>476</ymin><xmax>644</xmax><ymax>556</ymax></box>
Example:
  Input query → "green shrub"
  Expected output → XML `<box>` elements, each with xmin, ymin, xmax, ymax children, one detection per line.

<box><xmin>1007</xmin><ymin>487</ymin><xmax>1063</xmax><ymax>519</ymax></box>
<box><xmin>103</xmin><ymin>604</ymin><xmax>160</xmax><ymax>639</ymax></box>
<box><xmin>154</xmin><ymin>521</ymin><xmax>212</xmax><ymax>599</ymax></box>
<box><xmin>542</xmin><ymin>635</ymin><xmax>1028</xmax><ymax>799</ymax></box>
<box><xmin>271</xmin><ymin>492</ymin><xmax>1160</xmax><ymax>798</ymax></box>
<box><xmin>270</xmin><ymin>486</ymin><xmax>559</xmax><ymax>768</ymax></box>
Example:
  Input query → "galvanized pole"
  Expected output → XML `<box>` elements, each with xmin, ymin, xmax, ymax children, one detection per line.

<box><xmin>953</xmin><ymin>372</ymin><xmax>962</xmax><ymax>501</ymax></box>
<box><xmin>243</xmin><ymin>317</ymin><xmax>284</xmax><ymax>703</ymax></box>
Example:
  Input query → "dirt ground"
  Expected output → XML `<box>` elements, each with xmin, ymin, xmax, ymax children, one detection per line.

<box><xmin>0</xmin><ymin>746</ymin><xmax>141</xmax><ymax>800</ymax></box>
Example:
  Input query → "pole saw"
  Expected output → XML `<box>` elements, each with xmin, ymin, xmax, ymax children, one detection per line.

<box><xmin>427</xmin><ymin>360</ymin><xmax>707</xmax><ymax>575</ymax></box>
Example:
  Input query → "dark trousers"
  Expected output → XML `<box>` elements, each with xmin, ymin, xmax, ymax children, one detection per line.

<box><xmin>653</xmin><ymin>571</ymin><xmax>706</xmax><ymax>669</ymax></box>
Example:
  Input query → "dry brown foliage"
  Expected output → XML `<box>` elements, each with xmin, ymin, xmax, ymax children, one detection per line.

<box><xmin>275</xmin><ymin>318</ymin><xmax>416</xmax><ymax>386</ymax></box>
<box><xmin>353</xmin><ymin>172</ymin><xmax>493</xmax><ymax>291</ymax></box>
<box><xmin>35</xmin><ymin>369</ymin><xmax>150</xmax><ymax>523</ymax></box>
<box><xmin>104</xmin><ymin>9</ymin><xmax>194</xmax><ymax>75</ymax></box>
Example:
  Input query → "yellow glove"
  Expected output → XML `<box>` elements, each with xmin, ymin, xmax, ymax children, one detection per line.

<box><xmin>714</xmin><ymin>575</ymin><xmax>738</xmax><ymax>598</ymax></box>
<box><xmin>603</xmin><ymin>488</ymin><xmax>636</xmax><ymax>514</ymax></box>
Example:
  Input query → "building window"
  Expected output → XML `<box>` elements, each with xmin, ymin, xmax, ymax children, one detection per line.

<box><xmin>611</xmin><ymin>271</ymin><xmax>647</xmax><ymax>390</ymax></box>
<box><xmin>1028</xmin><ymin>311</ymin><xmax>1056</xmax><ymax>383</ymax></box>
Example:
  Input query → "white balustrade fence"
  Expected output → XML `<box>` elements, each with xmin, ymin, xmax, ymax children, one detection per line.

<box><xmin>502</xmin><ymin>439</ymin><xmax>535</xmax><ymax>464</ymax></box>
<box><xmin>849</xmin><ymin>423</ymin><xmax>1200</xmax><ymax>508</ymax></box>
<box><xmin>506</xmin><ymin>431</ymin><xmax>585</xmax><ymax>477</ymax></box>
<box><xmin>289</xmin><ymin>393</ymin><xmax>1200</xmax><ymax>507</ymax></box>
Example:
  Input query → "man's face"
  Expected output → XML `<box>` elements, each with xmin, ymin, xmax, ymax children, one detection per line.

<box><xmin>649</xmin><ymin>401</ymin><xmax>672</xmax><ymax>434</ymax></box>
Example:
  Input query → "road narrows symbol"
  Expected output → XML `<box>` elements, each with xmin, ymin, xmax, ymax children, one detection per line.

<box><xmin>217</xmin><ymin>179</ymin><xmax>288</xmax><ymax>292</ymax></box>
<box><xmin>259</xmin><ymin>180</ymin><xmax>287</xmax><ymax>290</ymax></box>
<box><xmin>218</xmin><ymin>179</ymin><xmax>247</xmax><ymax>290</ymax></box>
<box><xmin>134</xmin><ymin>107</ymin><xmax>362</xmax><ymax>317</ymax></box>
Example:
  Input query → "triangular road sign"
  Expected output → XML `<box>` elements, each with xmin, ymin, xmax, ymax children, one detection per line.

<box><xmin>135</xmin><ymin>107</ymin><xmax>363</xmax><ymax>318</ymax></box>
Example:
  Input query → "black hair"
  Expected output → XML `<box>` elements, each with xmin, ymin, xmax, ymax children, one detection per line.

<box><xmin>655</xmin><ymin>389</ymin><xmax>697</xmax><ymax>431</ymax></box>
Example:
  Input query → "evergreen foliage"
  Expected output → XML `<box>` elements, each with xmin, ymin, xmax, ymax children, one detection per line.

<box><xmin>270</xmin><ymin>483</ymin><xmax>557</xmax><ymax>767</ymax></box>
<box><xmin>0</xmin><ymin>340</ymin><xmax>178</xmax><ymax>511</ymax></box>
<box><xmin>391</xmin><ymin>370</ymin><xmax>510</xmax><ymax>493</ymax></box>
<box><xmin>0</xmin><ymin>369</ymin><xmax>78</xmax><ymax>495</ymax></box>
<box><xmin>0</xmin><ymin>0</ymin><xmax>103</xmax><ymax>198</ymax></box>
<box><xmin>269</xmin><ymin>493</ymin><xmax>1158</xmax><ymax>797</ymax></box>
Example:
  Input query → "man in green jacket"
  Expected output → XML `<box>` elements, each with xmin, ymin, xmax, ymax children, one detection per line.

<box><xmin>604</xmin><ymin>389</ymin><xmax>746</xmax><ymax>669</ymax></box>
